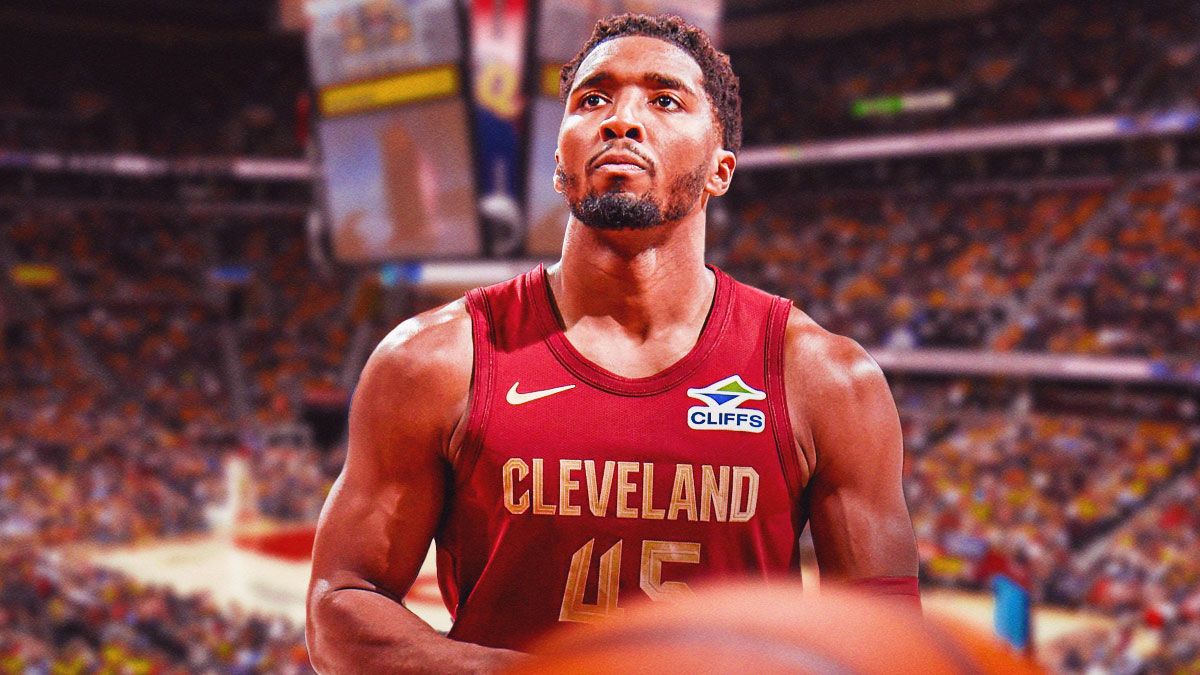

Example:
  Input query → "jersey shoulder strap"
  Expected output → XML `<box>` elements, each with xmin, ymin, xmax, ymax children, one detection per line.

<box><xmin>720</xmin><ymin>270</ymin><xmax>803</xmax><ymax>499</ymax></box>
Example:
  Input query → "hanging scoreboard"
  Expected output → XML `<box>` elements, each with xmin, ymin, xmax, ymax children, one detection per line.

<box><xmin>307</xmin><ymin>0</ymin><xmax>482</xmax><ymax>262</ymax></box>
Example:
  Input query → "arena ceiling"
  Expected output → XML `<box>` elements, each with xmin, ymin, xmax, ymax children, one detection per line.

<box><xmin>4</xmin><ymin>0</ymin><xmax>834</xmax><ymax>31</ymax></box>
<box><xmin>1</xmin><ymin>0</ymin><xmax>277</xmax><ymax>31</ymax></box>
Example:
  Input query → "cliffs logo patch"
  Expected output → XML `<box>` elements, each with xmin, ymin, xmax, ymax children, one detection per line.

<box><xmin>686</xmin><ymin>375</ymin><xmax>766</xmax><ymax>433</ymax></box>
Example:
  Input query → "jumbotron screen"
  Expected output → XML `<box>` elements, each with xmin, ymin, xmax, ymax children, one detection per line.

<box><xmin>307</xmin><ymin>0</ymin><xmax>482</xmax><ymax>262</ymax></box>
<box><xmin>523</xmin><ymin>0</ymin><xmax>723</xmax><ymax>257</ymax></box>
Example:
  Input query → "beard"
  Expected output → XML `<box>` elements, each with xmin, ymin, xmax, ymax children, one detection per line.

<box><xmin>560</xmin><ymin>162</ymin><xmax>709</xmax><ymax>231</ymax></box>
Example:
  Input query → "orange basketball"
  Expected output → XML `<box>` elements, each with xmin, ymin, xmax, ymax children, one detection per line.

<box><xmin>506</xmin><ymin>581</ymin><xmax>1043</xmax><ymax>675</ymax></box>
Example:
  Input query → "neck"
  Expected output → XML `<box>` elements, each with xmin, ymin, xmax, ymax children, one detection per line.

<box><xmin>547</xmin><ymin>209</ymin><xmax>714</xmax><ymax>337</ymax></box>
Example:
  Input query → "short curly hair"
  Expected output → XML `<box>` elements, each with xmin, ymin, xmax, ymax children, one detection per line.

<box><xmin>558</xmin><ymin>13</ymin><xmax>742</xmax><ymax>154</ymax></box>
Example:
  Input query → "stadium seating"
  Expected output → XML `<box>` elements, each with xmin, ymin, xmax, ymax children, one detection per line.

<box><xmin>1015</xmin><ymin>179</ymin><xmax>1200</xmax><ymax>358</ymax></box>
<box><xmin>716</xmin><ymin>182</ymin><xmax>1109</xmax><ymax>350</ymax></box>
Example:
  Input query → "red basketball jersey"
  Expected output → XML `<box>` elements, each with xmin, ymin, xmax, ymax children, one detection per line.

<box><xmin>437</xmin><ymin>264</ymin><xmax>805</xmax><ymax>649</ymax></box>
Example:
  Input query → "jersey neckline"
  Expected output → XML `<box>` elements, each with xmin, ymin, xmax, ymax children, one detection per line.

<box><xmin>527</xmin><ymin>263</ymin><xmax>734</xmax><ymax>396</ymax></box>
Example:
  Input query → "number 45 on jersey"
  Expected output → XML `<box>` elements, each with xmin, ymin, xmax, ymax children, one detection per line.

<box><xmin>560</xmin><ymin>539</ymin><xmax>699</xmax><ymax>623</ymax></box>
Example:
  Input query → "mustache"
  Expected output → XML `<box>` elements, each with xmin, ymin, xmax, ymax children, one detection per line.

<box><xmin>586</xmin><ymin>144</ymin><xmax>654</xmax><ymax>172</ymax></box>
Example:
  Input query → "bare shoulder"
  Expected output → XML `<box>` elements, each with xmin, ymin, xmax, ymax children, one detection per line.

<box><xmin>779</xmin><ymin>306</ymin><xmax>897</xmax><ymax>477</ymax></box>
<box><xmin>354</xmin><ymin>298</ymin><xmax>474</xmax><ymax>455</ymax></box>
<box><xmin>368</xmin><ymin>297</ymin><xmax>473</xmax><ymax>384</ymax></box>
<box><xmin>781</xmin><ymin>306</ymin><xmax>888</xmax><ymax>405</ymax></box>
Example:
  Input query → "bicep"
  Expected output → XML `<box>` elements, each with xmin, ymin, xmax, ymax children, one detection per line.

<box><xmin>803</xmin><ymin>351</ymin><xmax>917</xmax><ymax>582</ymax></box>
<box><xmin>310</xmin><ymin>440</ymin><xmax>445</xmax><ymax>603</ymax></box>
<box><xmin>309</xmin><ymin>339</ymin><xmax>457</xmax><ymax>603</ymax></box>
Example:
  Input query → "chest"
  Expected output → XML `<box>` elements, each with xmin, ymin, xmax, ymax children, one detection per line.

<box><xmin>557</xmin><ymin>321</ymin><xmax>706</xmax><ymax>380</ymax></box>
<box><xmin>455</xmin><ymin>267</ymin><xmax>806</xmax><ymax>523</ymax></box>
<box><xmin>469</xmin><ymin>338</ymin><xmax>791</xmax><ymax>521</ymax></box>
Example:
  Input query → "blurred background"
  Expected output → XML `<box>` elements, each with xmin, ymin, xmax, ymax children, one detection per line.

<box><xmin>1</xmin><ymin>0</ymin><xmax>1199</xmax><ymax>673</ymax></box>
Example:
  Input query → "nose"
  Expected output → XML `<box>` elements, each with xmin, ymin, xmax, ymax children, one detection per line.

<box><xmin>599</xmin><ymin>96</ymin><xmax>644</xmax><ymax>142</ymax></box>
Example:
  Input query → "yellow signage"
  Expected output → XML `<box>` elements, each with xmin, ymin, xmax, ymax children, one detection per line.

<box><xmin>11</xmin><ymin>264</ymin><xmax>60</xmax><ymax>287</ymax></box>
<box><xmin>542</xmin><ymin>63</ymin><xmax>562</xmax><ymax>100</ymax></box>
<box><xmin>320</xmin><ymin>65</ymin><xmax>460</xmax><ymax>117</ymax></box>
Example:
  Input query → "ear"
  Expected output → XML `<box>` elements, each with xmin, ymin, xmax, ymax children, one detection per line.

<box><xmin>553</xmin><ymin>149</ymin><xmax>565</xmax><ymax>194</ymax></box>
<box><xmin>704</xmin><ymin>148</ymin><xmax>737</xmax><ymax>197</ymax></box>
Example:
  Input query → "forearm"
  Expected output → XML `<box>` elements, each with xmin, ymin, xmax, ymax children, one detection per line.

<box><xmin>309</xmin><ymin>588</ymin><xmax>524</xmax><ymax>675</ymax></box>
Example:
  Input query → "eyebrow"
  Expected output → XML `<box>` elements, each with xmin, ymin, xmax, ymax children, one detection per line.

<box><xmin>644</xmin><ymin>72</ymin><xmax>693</xmax><ymax>96</ymax></box>
<box><xmin>572</xmin><ymin>70</ymin><xmax>698</xmax><ymax>98</ymax></box>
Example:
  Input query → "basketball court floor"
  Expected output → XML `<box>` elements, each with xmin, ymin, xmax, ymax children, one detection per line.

<box><xmin>83</xmin><ymin>529</ymin><xmax>1112</xmax><ymax>647</ymax></box>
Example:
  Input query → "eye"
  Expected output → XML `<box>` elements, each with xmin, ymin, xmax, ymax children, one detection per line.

<box><xmin>653</xmin><ymin>94</ymin><xmax>680</xmax><ymax>109</ymax></box>
<box><xmin>579</xmin><ymin>93</ymin><xmax>606</xmax><ymax>108</ymax></box>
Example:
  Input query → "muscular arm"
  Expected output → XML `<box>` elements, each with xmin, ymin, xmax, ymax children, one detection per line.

<box><xmin>783</xmin><ymin>311</ymin><xmax>919</xmax><ymax>590</ymax></box>
<box><xmin>306</xmin><ymin>300</ymin><xmax>522</xmax><ymax>674</ymax></box>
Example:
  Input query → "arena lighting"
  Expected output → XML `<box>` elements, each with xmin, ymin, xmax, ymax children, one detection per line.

<box><xmin>402</xmin><ymin>260</ymin><xmax>549</xmax><ymax>288</ymax></box>
<box><xmin>230</xmin><ymin>158</ymin><xmax>315</xmax><ymax>180</ymax></box>
<box><xmin>739</xmin><ymin>110</ymin><xmax>1200</xmax><ymax>169</ymax></box>
<box><xmin>0</xmin><ymin>151</ymin><xmax>313</xmax><ymax>179</ymax></box>
<box><xmin>11</xmin><ymin>107</ymin><xmax>1196</xmax><ymax>181</ymax></box>
<box><xmin>870</xmin><ymin>348</ymin><xmax>1196</xmax><ymax>385</ymax></box>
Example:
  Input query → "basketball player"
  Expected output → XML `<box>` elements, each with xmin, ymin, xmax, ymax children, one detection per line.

<box><xmin>307</xmin><ymin>14</ymin><xmax>919</xmax><ymax>673</ymax></box>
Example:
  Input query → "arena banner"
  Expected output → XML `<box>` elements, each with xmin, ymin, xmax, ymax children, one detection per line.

<box><xmin>470</xmin><ymin>0</ymin><xmax>530</xmax><ymax>256</ymax></box>
<box><xmin>522</xmin><ymin>0</ymin><xmax>724</xmax><ymax>257</ymax></box>
<box><xmin>305</xmin><ymin>0</ymin><xmax>482</xmax><ymax>262</ymax></box>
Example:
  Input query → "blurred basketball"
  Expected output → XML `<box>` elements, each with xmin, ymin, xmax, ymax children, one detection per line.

<box><xmin>507</xmin><ymin>581</ymin><xmax>1043</xmax><ymax>675</ymax></box>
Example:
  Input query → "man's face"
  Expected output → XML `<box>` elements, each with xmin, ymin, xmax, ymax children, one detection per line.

<box><xmin>555</xmin><ymin>36</ymin><xmax>724</xmax><ymax>231</ymax></box>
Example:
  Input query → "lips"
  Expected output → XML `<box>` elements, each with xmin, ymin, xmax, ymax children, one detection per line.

<box><xmin>590</xmin><ymin>151</ymin><xmax>649</xmax><ymax>171</ymax></box>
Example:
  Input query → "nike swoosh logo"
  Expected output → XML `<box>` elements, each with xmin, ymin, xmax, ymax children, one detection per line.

<box><xmin>506</xmin><ymin>382</ymin><xmax>576</xmax><ymax>405</ymax></box>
